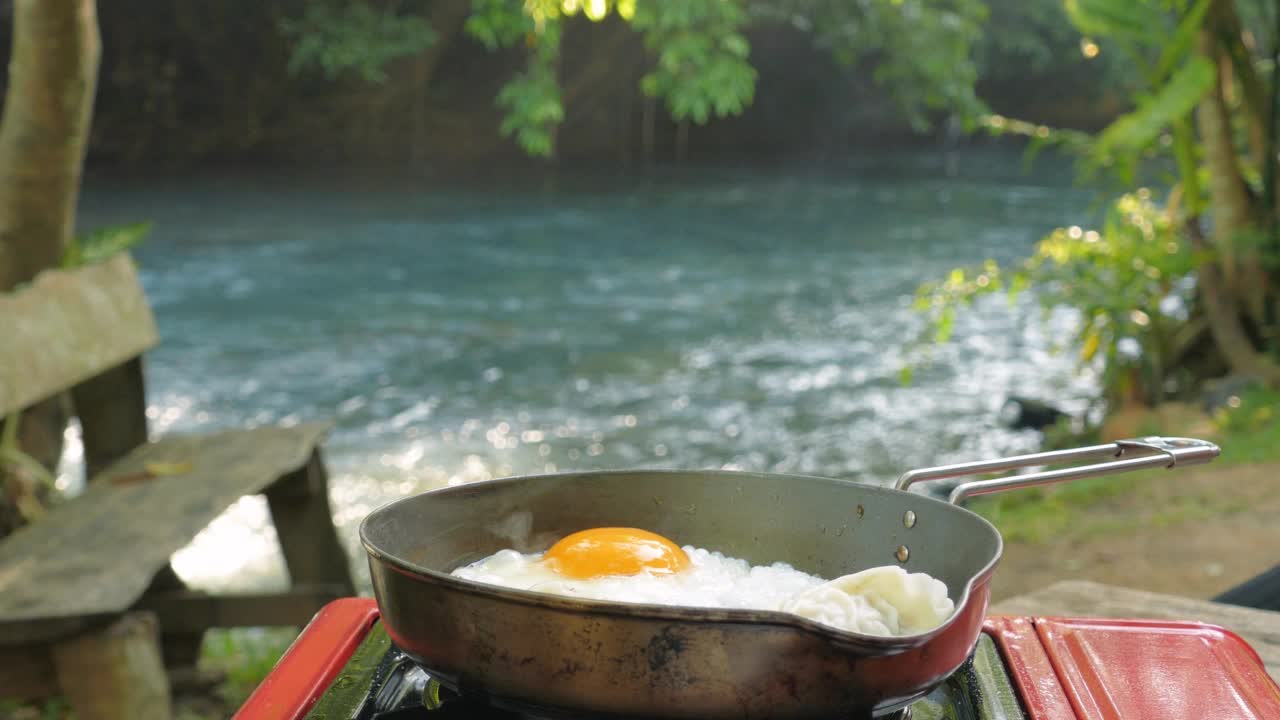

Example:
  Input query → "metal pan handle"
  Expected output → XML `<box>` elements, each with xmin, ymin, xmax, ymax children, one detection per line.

<box><xmin>894</xmin><ymin>436</ymin><xmax>1220</xmax><ymax>505</ymax></box>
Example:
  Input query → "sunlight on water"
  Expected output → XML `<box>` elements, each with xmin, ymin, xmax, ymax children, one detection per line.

<box><xmin>171</xmin><ymin>497</ymin><xmax>289</xmax><ymax>592</ymax></box>
<box><xmin>75</xmin><ymin>149</ymin><xmax>1100</xmax><ymax>593</ymax></box>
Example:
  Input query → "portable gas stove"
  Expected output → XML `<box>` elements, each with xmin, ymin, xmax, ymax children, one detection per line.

<box><xmin>235</xmin><ymin>598</ymin><xmax>1280</xmax><ymax>720</ymax></box>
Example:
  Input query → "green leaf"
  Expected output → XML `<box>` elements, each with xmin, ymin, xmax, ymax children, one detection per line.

<box><xmin>1064</xmin><ymin>0</ymin><xmax>1163</xmax><ymax>43</ymax></box>
<box><xmin>1152</xmin><ymin>0</ymin><xmax>1211</xmax><ymax>83</ymax></box>
<box><xmin>721</xmin><ymin>33</ymin><xmax>749</xmax><ymax>58</ymax></box>
<box><xmin>1092</xmin><ymin>56</ymin><xmax>1214</xmax><ymax>161</ymax></box>
<box><xmin>935</xmin><ymin>306</ymin><xmax>956</xmax><ymax>343</ymax></box>
<box><xmin>64</xmin><ymin>221</ymin><xmax>152</xmax><ymax>268</ymax></box>
<box><xmin>281</xmin><ymin>2</ymin><xmax>436</xmax><ymax>82</ymax></box>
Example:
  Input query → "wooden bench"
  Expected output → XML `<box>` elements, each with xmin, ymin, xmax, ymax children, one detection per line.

<box><xmin>0</xmin><ymin>254</ymin><xmax>355</xmax><ymax>718</ymax></box>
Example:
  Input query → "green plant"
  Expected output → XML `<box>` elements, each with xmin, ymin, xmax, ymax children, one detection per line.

<box><xmin>914</xmin><ymin>191</ymin><xmax>1199</xmax><ymax>406</ymax></box>
<box><xmin>633</xmin><ymin>0</ymin><xmax>756</xmax><ymax>125</ymax></box>
<box><xmin>1208</xmin><ymin>386</ymin><xmax>1280</xmax><ymax>464</ymax></box>
<box><xmin>466</xmin><ymin>0</ymin><xmax>569</xmax><ymax>157</ymax></box>
<box><xmin>61</xmin><ymin>221</ymin><xmax>152</xmax><ymax>269</ymax></box>
<box><xmin>280</xmin><ymin>2</ymin><xmax>436</xmax><ymax>83</ymax></box>
<box><xmin>919</xmin><ymin>0</ymin><xmax>1280</xmax><ymax>410</ymax></box>
<box><xmin>202</xmin><ymin>627</ymin><xmax>300</xmax><ymax>706</ymax></box>
<box><xmin>0</xmin><ymin>412</ymin><xmax>58</xmax><ymax>523</ymax></box>
<box><xmin>283</xmin><ymin>0</ymin><xmax>991</xmax><ymax>158</ymax></box>
<box><xmin>0</xmin><ymin>698</ymin><xmax>69</xmax><ymax>720</ymax></box>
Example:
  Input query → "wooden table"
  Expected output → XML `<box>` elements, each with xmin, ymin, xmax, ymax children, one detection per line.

<box><xmin>993</xmin><ymin>580</ymin><xmax>1280</xmax><ymax>682</ymax></box>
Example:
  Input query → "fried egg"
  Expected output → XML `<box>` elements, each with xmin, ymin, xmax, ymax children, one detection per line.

<box><xmin>450</xmin><ymin>526</ymin><xmax>954</xmax><ymax>637</ymax></box>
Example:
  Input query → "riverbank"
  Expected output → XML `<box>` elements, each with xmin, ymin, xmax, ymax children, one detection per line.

<box><xmin>988</xmin><ymin>459</ymin><xmax>1280</xmax><ymax>602</ymax></box>
<box><xmin>980</xmin><ymin>392</ymin><xmax>1280</xmax><ymax>601</ymax></box>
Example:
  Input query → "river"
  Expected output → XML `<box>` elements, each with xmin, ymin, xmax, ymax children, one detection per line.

<box><xmin>74</xmin><ymin>146</ymin><xmax>1099</xmax><ymax>592</ymax></box>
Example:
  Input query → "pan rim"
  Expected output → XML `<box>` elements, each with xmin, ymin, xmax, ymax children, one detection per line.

<box><xmin>359</xmin><ymin>468</ymin><xmax>1004</xmax><ymax>650</ymax></box>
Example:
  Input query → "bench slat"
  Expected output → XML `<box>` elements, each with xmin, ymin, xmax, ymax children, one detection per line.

<box><xmin>0</xmin><ymin>254</ymin><xmax>158</xmax><ymax>416</ymax></box>
<box><xmin>0</xmin><ymin>422</ymin><xmax>330</xmax><ymax>641</ymax></box>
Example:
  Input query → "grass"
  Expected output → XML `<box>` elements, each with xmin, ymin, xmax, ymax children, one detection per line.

<box><xmin>971</xmin><ymin>387</ymin><xmax>1280</xmax><ymax>544</ymax></box>
<box><xmin>201</xmin><ymin>627</ymin><xmax>300</xmax><ymax>696</ymax></box>
<box><xmin>196</xmin><ymin>627</ymin><xmax>300</xmax><ymax>709</ymax></box>
<box><xmin>0</xmin><ymin>699</ymin><xmax>70</xmax><ymax>720</ymax></box>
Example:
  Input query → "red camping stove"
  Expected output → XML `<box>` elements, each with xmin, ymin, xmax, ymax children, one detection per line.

<box><xmin>234</xmin><ymin>598</ymin><xmax>1280</xmax><ymax>720</ymax></box>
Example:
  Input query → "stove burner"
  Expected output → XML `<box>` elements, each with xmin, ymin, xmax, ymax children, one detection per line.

<box><xmin>304</xmin><ymin>620</ymin><xmax>1023</xmax><ymax>720</ymax></box>
<box><xmin>239</xmin><ymin>599</ymin><xmax>1280</xmax><ymax>720</ymax></box>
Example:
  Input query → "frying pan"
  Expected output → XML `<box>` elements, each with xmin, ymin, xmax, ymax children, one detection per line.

<box><xmin>361</xmin><ymin>436</ymin><xmax>1219</xmax><ymax>718</ymax></box>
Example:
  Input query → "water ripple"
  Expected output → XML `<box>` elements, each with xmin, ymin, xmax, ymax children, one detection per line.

<box><xmin>76</xmin><ymin>149</ymin><xmax>1100</xmax><ymax>591</ymax></box>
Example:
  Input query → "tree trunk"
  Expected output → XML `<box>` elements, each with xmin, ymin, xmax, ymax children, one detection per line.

<box><xmin>0</xmin><ymin>0</ymin><xmax>100</xmax><ymax>289</ymax></box>
<box><xmin>1207</xmin><ymin>0</ymin><xmax>1270</xmax><ymax>173</ymax></box>
<box><xmin>1196</xmin><ymin>26</ymin><xmax>1267</xmax><ymax>322</ymax></box>
<box><xmin>0</xmin><ymin>0</ymin><xmax>101</xmax><ymax>537</ymax></box>
<box><xmin>1188</xmin><ymin>212</ymin><xmax>1280</xmax><ymax>385</ymax></box>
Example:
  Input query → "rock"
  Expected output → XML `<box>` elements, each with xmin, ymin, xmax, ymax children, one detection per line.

<box><xmin>999</xmin><ymin>396</ymin><xmax>1069</xmax><ymax>431</ymax></box>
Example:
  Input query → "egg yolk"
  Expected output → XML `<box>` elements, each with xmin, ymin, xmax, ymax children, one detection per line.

<box><xmin>542</xmin><ymin>527</ymin><xmax>691</xmax><ymax>579</ymax></box>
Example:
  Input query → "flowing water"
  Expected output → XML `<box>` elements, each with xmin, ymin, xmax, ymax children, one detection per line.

<box><xmin>73</xmin><ymin>147</ymin><xmax>1099</xmax><ymax>591</ymax></box>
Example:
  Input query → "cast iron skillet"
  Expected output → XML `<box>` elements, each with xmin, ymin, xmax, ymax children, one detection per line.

<box><xmin>361</xmin><ymin>436</ymin><xmax>1218</xmax><ymax>719</ymax></box>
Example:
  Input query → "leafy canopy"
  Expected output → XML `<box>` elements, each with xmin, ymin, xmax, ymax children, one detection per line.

<box><xmin>280</xmin><ymin>2</ymin><xmax>437</xmax><ymax>83</ymax></box>
<box><xmin>282</xmin><ymin>0</ymin><xmax>991</xmax><ymax>157</ymax></box>
<box><xmin>914</xmin><ymin>0</ymin><xmax>1252</xmax><ymax>406</ymax></box>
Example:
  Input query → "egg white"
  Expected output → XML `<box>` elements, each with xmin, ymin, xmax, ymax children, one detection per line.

<box><xmin>450</xmin><ymin>543</ymin><xmax>955</xmax><ymax>637</ymax></box>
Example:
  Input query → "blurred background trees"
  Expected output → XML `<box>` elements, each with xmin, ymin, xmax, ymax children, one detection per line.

<box><xmin>7</xmin><ymin>0</ymin><xmax>1124</xmax><ymax>169</ymax></box>
<box><xmin>917</xmin><ymin>0</ymin><xmax>1280</xmax><ymax>424</ymax></box>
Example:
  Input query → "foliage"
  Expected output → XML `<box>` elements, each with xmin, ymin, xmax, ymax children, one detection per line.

<box><xmin>202</xmin><ymin>627</ymin><xmax>301</xmax><ymax>707</ymax></box>
<box><xmin>1209</xmin><ymin>388</ymin><xmax>1280</xmax><ymax>465</ymax></box>
<box><xmin>0</xmin><ymin>412</ymin><xmax>57</xmax><ymax>524</ymax></box>
<box><xmin>633</xmin><ymin>0</ymin><xmax>756</xmax><ymax>125</ymax></box>
<box><xmin>495</xmin><ymin>59</ymin><xmax>564</xmax><ymax>158</ymax></box>
<box><xmin>747</xmin><ymin>0</ymin><xmax>989</xmax><ymax>130</ymax></box>
<box><xmin>1212</xmin><ymin>386</ymin><xmax>1280</xmax><ymax>437</ymax></box>
<box><xmin>280</xmin><ymin>1</ymin><xmax>436</xmax><ymax>83</ymax></box>
<box><xmin>464</xmin><ymin>0</ymin><xmax>569</xmax><ymax>157</ymax></box>
<box><xmin>980</xmin><ymin>0</ymin><xmax>1217</xmax><ymax>185</ymax></box>
<box><xmin>0</xmin><ymin>698</ymin><xmax>69</xmax><ymax>720</ymax></box>
<box><xmin>282</xmin><ymin>0</ymin><xmax>995</xmax><ymax>157</ymax></box>
<box><xmin>977</xmin><ymin>0</ymin><xmax>1118</xmax><ymax>79</ymax></box>
<box><xmin>61</xmin><ymin>221</ymin><xmax>152</xmax><ymax>269</ymax></box>
<box><xmin>464</xmin><ymin>0</ymin><xmax>758</xmax><ymax>156</ymax></box>
<box><xmin>1088</xmin><ymin>55</ymin><xmax>1214</xmax><ymax>181</ymax></box>
<box><xmin>916</xmin><ymin>0</ymin><xmax>1280</xmax><ymax>414</ymax></box>
<box><xmin>914</xmin><ymin>191</ymin><xmax>1199</xmax><ymax>405</ymax></box>
<box><xmin>822</xmin><ymin>0</ymin><xmax>987</xmax><ymax>129</ymax></box>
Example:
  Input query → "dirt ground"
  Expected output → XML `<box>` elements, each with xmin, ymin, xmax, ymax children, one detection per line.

<box><xmin>989</xmin><ymin>460</ymin><xmax>1280</xmax><ymax>602</ymax></box>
